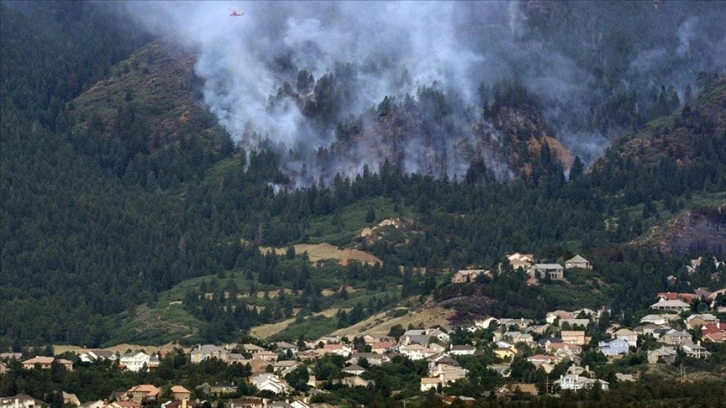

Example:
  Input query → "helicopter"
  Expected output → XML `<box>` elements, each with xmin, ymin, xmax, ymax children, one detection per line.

<box><xmin>230</xmin><ymin>9</ymin><xmax>244</xmax><ymax>17</ymax></box>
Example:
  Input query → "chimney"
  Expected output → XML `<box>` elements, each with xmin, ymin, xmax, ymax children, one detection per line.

<box><xmin>182</xmin><ymin>399</ymin><xmax>187</xmax><ymax>408</ymax></box>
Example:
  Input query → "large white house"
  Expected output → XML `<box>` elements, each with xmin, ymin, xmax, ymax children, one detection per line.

<box><xmin>119</xmin><ymin>351</ymin><xmax>151</xmax><ymax>372</ymax></box>
<box><xmin>249</xmin><ymin>373</ymin><xmax>291</xmax><ymax>394</ymax></box>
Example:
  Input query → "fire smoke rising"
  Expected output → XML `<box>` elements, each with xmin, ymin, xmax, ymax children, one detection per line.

<box><xmin>120</xmin><ymin>1</ymin><xmax>725</xmax><ymax>186</ymax></box>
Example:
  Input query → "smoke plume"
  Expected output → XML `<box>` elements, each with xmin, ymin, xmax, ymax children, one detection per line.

<box><xmin>119</xmin><ymin>1</ymin><xmax>726</xmax><ymax>186</ymax></box>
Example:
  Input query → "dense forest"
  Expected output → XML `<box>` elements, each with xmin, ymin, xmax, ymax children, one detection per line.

<box><xmin>1</xmin><ymin>0</ymin><xmax>725</xmax><ymax>352</ymax></box>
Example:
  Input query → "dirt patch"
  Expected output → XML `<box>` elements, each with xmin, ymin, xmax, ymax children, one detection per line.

<box><xmin>332</xmin><ymin>303</ymin><xmax>453</xmax><ymax>338</ymax></box>
<box><xmin>321</xmin><ymin>285</ymin><xmax>357</xmax><ymax>297</ymax></box>
<box><xmin>259</xmin><ymin>243</ymin><xmax>382</xmax><ymax>266</ymax></box>
<box><xmin>54</xmin><ymin>342</ymin><xmax>187</xmax><ymax>357</ymax></box>
<box><xmin>249</xmin><ymin>307</ymin><xmax>345</xmax><ymax>339</ymax></box>
<box><xmin>256</xmin><ymin>288</ymin><xmax>294</xmax><ymax>299</ymax></box>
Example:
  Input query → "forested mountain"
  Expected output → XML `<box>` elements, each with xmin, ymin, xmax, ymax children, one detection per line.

<box><xmin>1</xmin><ymin>0</ymin><xmax>725</xmax><ymax>350</ymax></box>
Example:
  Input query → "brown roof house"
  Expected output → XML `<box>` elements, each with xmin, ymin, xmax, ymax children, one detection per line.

<box><xmin>170</xmin><ymin>385</ymin><xmax>191</xmax><ymax>401</ymax></box>
<box><xmin>22</xmin><ymin>356</ymin><xmax>73</xmax><ymax>371</ymax></box>
<box><xmin>127</xmin><ymin>384</ymin><xmax>160</xmax><ymax>405</ymax></box>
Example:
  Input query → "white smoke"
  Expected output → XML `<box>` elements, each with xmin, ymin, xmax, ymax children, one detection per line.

<box><xmin>117</xmin><ymin>1</ymin><xmax>725</xmax><ymax>185</ymax></box>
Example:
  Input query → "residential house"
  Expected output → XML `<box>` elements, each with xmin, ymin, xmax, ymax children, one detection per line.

<box><xmin>528</xmin><ymin>324</ymin><xmax>551</xmax><ymax>335</ymax></box>
<box><xmin>615</xmin><ymin>373</ymin><xmax>636</xmax><ymax>382</ymax></box>
<box><xmin>191</xmin><ymin>345</ymin><xmax>230</xmax><ymax>363</ymax></box>
<box><xmin>559</xmin><ymin>319</ymin><xmax>590</xmax><ymax>329</ymax></box>
<box><xmin>228</xmin><ymin>353</ymin><xmax>246</xmax><ymax>364</ymax></box>
<box><xmin>22</xmin><ymin>356</ymin><xmax>73</xmax><ymax>371</ymax></box>
<box><xmin>207</xmin><ymin>382</ymin><xmax>238</xmax><ymax>396</ymax></box>
<box><xmin>528</xmin><ymin>264</ymin><xmax>564</xmax><ymax>280</ymax></box>
<box><xmin>472</xmin><ymin>317</ymin><xmax>499</xmax><ymax>330</ymax></box>
<box><xmin>429</xmin><ymin>342</ymin><xmax>447</xmax><ymax>354</ymax></box>
<box><xmin>702</xmin><ymin>322</ymin><xmax>726</xmax><ymax>343</ymax></box>
<box><xmin>449</xmin><ymin>345</ymin><xmax>476</xmax><ymax>356</ymax></box>
<box><xmin>275</xmin><ymin>342</ymin><xmax>299</xmax><ymax>356</ymax></box>
<box><xmin>427</xmin><ymin>328</ymin><xmax>450</xmax><ymax>342</ymax></box>
<box><xmin>442</xmin><ymin>396</ymin><xmax>476</xmax><ymax>406</ymax></box>
<box><xmin>243</xmin><ymin>344</ymin><xmax>265</xmax><ymax>353</ymax></box>
<box><xmin>430</xmin><ymin>364</ymin><xmax>468</xmax><ymax>382</ymax></box>
<box><xmin>228</xmin><ymin>398</ymin><xmax>265</xmax><ymax>408</ymax></box>
<box><xmin>79</xmin><ymin>349</ymin><xmax>116</xmax><ymax>363</ymax></box>
<box><xmin>547</xmin><ymin>342</ymin><xmax>582</xmax><ymax>356</ymax></box>
<box><xmin>682</xmin><ymin>342</ymin><xmax>711</xmax><ymax>359</ymax></box>
<box><xmin>506</xmin><ymin>253</ymin><xmax>534</xmax><ymax>271</ymax></box>
<box><xmin>565</xmin><ymin>255</ymin><xmax>592</xmax><ymax>270</ymax></box>
<box><xmin>317</xmin><ymin>336</ymin><xmax>341</xmax><ymax>344</ymax></box>
<box><xmin>148</xmin><ymin>355</ymin><xmax>160</xmax><ymax>371</ymax></box>
<box><xmin>107</xmin><ymin>402</ymin><xmax>142</xmax><ymax>408</ymax></box>
<box><xmin>420</xmin><ymin>377</ymin><xmax>443</xmax><ymax>392</ymax></box>
<box><xmin>62</xmin><ymin>392</ymin><xmax>80</xmax><ymax>406</ymax></box>
<box><xmin>249</xmin><ymin>373</ymin><xmax>291</xmax><ymax>394</ymax></box>
<box><xmin>649</xmin><ymin>299</ymin><xmax>690</xmax><ymax>313</ymax></box>
<box><xmin>489</xmin><ymin>364</ymin><xmax>512</xmax><ymax>377</ymax></box>
<box><xmin>556</xmin><ymin>374</ymin><xmax>609</xmax><ymax>391</ymax></box>
<box><xmin>614</xmin><ymin>328</ymin><xmax>638</xmax><ymax>348</ymax></box>
<box><xmin>399</xmin><ymin>344</ymin><xmax>436</xmax><ymax>360</ymax></box>
<box><xmin>427</xmin><ymin>354</ymin><xmax>460</xmax><ymax>373</ymax></box>
<box><xmin>321</xmin><ymin>343</ymin><xmax>351</xmax><ymax>357</ymax></box>
<box><xmin>496</xmin><ymin>331</ymin><xmax>534</xmax><ymax>345</ymax></box>
<box><xmin>362</xmin><ymin>334</ymin><xmax>378</xmax><ymax>344</ymax></box>
<box><xmin>296</xmin><ymin>350</ymin><xmax>319</xmax><ymax>362</ymax></box>
<box><xmin>78</xmin><ymin>401</ymin><xmax>105</xmax><ymax>408</ymax></box>
<box><xmin>546</xmin><ymin>310</ymin><xmax>574</xmax><ymax>324</ymax></box>
<box><xmin>341</xmin><ymin>376</ymin><xmax>372</xmax><ymax>387</ymax></box>
<box><xmin>498</xmin><ymin>318</ymin><xmax>534</xmax><ymax>329</ymax></box>
<box><xmin>347</xmin><ymin>352</ymin><xmax>391</xmax><ymax>366</ymax></box>
<box><xmin>170</xmin><ymin>385</ymin><xmax>191</xmax><ymax>401</ymax></box>
<box><xmin>661</xmin><ymin>329</ymin><xmax>692</xmax><ymax>346</ymax></box>
<box><xmin>452</xmin><ymin>269</ymin><xmax>487</xmax><ymax>283</ymax></box>
<box><xmin>598</xmin><ymin>338</ymin><xmax>629</xmax><ymax>356</ymax></box>
<box><xmin>400</xmin><ymin>330</ymin><xmax>431</xmax><ymax>346</ymax></box>
<box><xmin>685</xmin><ymin>314</ymin><xmax>718</xmax><ymax>329</ymax></box>
<box><xmin>127</xmin><ymin>384</ymin><xmax>160</xmax><ymax>405</ymax></box>
<box><xmin>0</xmin><ymin>352</ymin><xmax>22</xmax><ymax>360</ymax></box>
<box><xmin>497</xmin><ymin>383</ymin><xmax>539</xmax><ymax>397</ymax></box>
<box><xmin>633</xmin><ymin>324</ymin><xmax>661</xmax><ymax>338</ymax></box>
<box><xmin>527</xmin><ymin>354</ymin><xmax>560</xmax><ymax>368</ymax></box>
<box><xmin>290</xmin><ymin>400</ymin><xmax>310</xmax><ymax>408</ymax></box>
<box><xmin>656</xmin><ymin>292</ymin><xmax>699</xmax><ymax>303</ymax></box>
<box><xmin>252</xmin><ymin>350</ymin><xmax>279</xmax><ymax>362</ymax></box>
<box><xmin>162</xmin><ymin>399</ymin><xmax>200</xmax><ymax>408</ymax></box>
<box><xmin>371</xmin><ymin>341</ymin><xmax>396</xmax><ymax>354</ymax></box>
<box><xmin>342</xmin><ymin>364</ymin><xmax>367</xmax><ymax>376</ymax></box>
<box><xmin>639</xmin><ymin>314</ymin><xmax>670</xmax><ymax>326</ymax></box>
<box><xmin>242</xmin><ymin>357</ymin><xmax>273</xmax><ymax>374</ymax></box>
<box><xmin>119</xmin><ymin>352</ymin><xmax>151</xmax><ymax>372</ymax></box>
<box><xmin>273</xmin><ymin>360</ymin><xmax>300</xmax><ymax>376</ymax></box>
<box><xmin>561</xmin><ymin>330</ymin><xmax>587</xmax><ymax>346</ymax></box>
<box><xmin>493</xmin><ymin>345</ymin><xmax>517</xmax><ymax>360</ymax></box>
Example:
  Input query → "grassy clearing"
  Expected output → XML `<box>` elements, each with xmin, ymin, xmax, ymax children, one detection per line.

<box><xmin>104</xmin><ymin>304</ymin><xmax>203</xmax><ymax>346</ymax></box>
<box><xmin>303</xmin><ymin>196</ymin><xmax>409</xmax><ymax>245</ymax></box>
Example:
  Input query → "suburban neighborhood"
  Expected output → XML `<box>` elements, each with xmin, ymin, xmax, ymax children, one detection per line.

<box><xmin>2</xmin><ymin>251</ymin><xmax>725</xmax><ymax>408</ymax></box>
